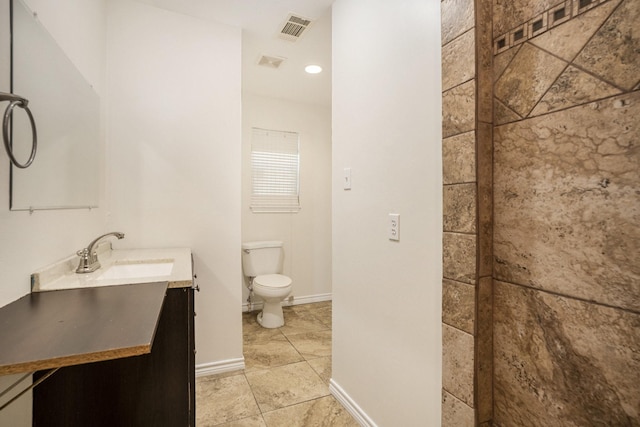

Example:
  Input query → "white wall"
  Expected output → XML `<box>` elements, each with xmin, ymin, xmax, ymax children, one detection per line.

<box><xmin>331</xmin><ymin>1</ymin><xmax>442</xmax><ymax>426</ymax></box>
<box><xmin>106</xmin><ymin>0</ymin><xmax>243</xmax><ymax>367</ymax></box>
<box><xmin>0</xmin><ymin>1</ymin><xmax>107</xmax><ymax>425</ymax></box>
<box><xmin>241</xmin><ymin>94</ymin><xmax>332</xmax><ymax>306</ymax></box>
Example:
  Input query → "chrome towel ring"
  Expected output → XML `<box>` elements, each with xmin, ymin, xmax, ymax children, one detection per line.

<box><xmin>0</xmin><ymin>91</ymin><xmax>37</xmax><ymax>169</ymax></box>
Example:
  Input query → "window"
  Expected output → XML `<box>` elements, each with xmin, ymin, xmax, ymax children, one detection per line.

<box><xmin>250</xmin><ymin>128</ymin><xmax>301</xmax><ymax>213</ymax></box>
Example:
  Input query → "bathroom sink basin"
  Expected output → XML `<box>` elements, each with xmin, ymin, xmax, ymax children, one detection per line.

<box><xmin>98</xmin><ymin>260</ymin><xmax>174</xmax><ymax>281</ymax></box>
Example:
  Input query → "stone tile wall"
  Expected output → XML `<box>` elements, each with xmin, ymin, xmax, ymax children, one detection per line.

<box><xmin>492</xmin><ymin>0</ymin><xmax>640</xmax><ymax>424</ymax></box>
<box><xmin>441</xmin><ymin>0</ymin><xmax>493</xmax><ymax>424</ymax></box>
<box><xmin>442</xmin><ymin>0</ymin><xmax>638</xmax><ymax>424</ymax></box>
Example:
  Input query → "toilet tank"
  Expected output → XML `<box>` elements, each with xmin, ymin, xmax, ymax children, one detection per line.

<box><xmin>241</xmin><ymin>241</ymin><xmax>284</xmax><ymax>277</ymax></box>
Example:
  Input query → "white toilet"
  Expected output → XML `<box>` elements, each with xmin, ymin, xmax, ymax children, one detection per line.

<box><xmin>241</xmin><ymin>241</ymin><xmax>293</xmax><ymax>328</ymax></box>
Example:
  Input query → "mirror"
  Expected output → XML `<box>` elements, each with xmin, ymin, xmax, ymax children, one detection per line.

<box><xmin>9</xmin><ymin>0</ymin><xmax>100</xmax><ymax>211</ymax></box>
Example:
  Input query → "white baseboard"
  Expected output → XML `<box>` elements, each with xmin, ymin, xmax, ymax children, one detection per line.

<box><xmin>242</xmin><ymin>292</ymin><xmax>331</xmax><ymax>312</ymax></box>
<box><xmin>330</xmin><ymin>379</ymin><xmax>378</xmax><ymax>427</ymax></box>
<box><xmin>195</xmin><ymin>357</ymin><xmax>245</xmax><ymax>377</ymax></box>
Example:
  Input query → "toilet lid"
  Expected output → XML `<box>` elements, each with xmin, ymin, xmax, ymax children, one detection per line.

<box><xmin>254</xmin><ymin>274</ymin><xmax>292</xmax><ymax>288</ymax></box>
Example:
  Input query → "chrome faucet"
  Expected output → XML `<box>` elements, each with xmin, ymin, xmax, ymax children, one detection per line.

<box><xmin>76</xmin><ymin>232</ymin><xmax>125</xmax><ymax>273</ymax></box>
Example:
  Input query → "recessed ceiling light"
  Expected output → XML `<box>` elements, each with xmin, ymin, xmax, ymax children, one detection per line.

<box><xmin>305</xmin><ymin>65</ymin><xmax>322</xmax><ymax>74</ymax></box>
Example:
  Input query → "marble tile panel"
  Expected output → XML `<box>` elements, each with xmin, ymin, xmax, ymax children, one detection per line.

<box><xmin>442</xmin><ymin>324</ymin><xmax>475</xmax><ymax>406</ymax></box>
<box><xmin>262</xmin><ymin>396</ymin><xmax>359</xmax><ymax>427</ymax></box>
<box><xmin>243</xmin><ymin>335</ymin><xmax>304</xmax><ymax>372</ymax></box>
<box><xmin>442</xmin><ymin>29</ymin><xmax>475</xmax><ymax>92</ymax></box>
<box><xmin>308</xmin><ymin>356</ymin><xmax>332</xmax><ymax>385</ymax></box>
<box><xmin>442</xmin><ymin>131</ymin><xmax>476</xmax><ymax>185</ymax></box>
<box><xmin>530</xmin><ymin>65</ymin><xmax>621</xmax><ymax>116</ymax></box>
<box><xmin>494</xmin><ymin>92</ymin><xmax>640</xmax><ymax>311</ymax></box>
<box><xmin>441</xmin><ymin>0</ymin><xmax>475</xmax><ymax>46</ymax></box>
<box><xmin>442</xmin><ymin>389</ymin><xmax>475</xmax><ymax>427</ymax></box>
<box><xmin>574</xmin><ymin>0</ymin><xmax>640</xmax><ymax>91</ymax></box>
<box><xmin>443</xmin><ymin>232</ymin><xmax>477</xmax><ymax>285</ymax></box>
<box><xmin>477</xmin><ymin>122</ymin><xmax>493</xmax><ymax>278</ymax></box>
<box><xmin>495</xmin><ymin>43</ymin><xmax>568</xmax><ymax>117</ymax></box>
<box><xmin>217</xmin><ymin>415</ymin><xmax>267</xmax><ymax>427</ymax></box>
<box><xmin>196</xmin><ymin>374</ymin><xmax>261</xmax><ymax>426</ymax></box>
<box><xmin>529</xmin><ymin>0</ymin><xmax>621</xmax><ymax>62</ymax></box>
<box><xmin>443</xmin><ymin>80</ymin><xmax>476</xmax><ymax>138</ymax></box>
<box><xmin>477</xmin><ymin>277</ymin><xmax>493</xmax><ymax>424</ymax></box>
<box><xmin>494</xmin><ymin>45</ymin><xmax>520</xmax><ymax>82</ymax></box>
<box><xmin>493</xmin><ymin>0</ymin><xmax>558</xmax><ymax>36</ymax></box>
<box><xmin>442</xmin><ymin>279</ymin><xmax>475</xmax><ymax>334</ymax></box>
<box><xmin>443</xmin><ymin>183</ymin><xmax>477</xmax><ymax>233</ymax></box>
<box><xmin>286</xmin><ymin>330</ymin><xmax>332</xmax><ymax>360</ymax></box>
<box><xmin>494</xmin><ymin>98</ymin><xmax>522</xmax><ymax>125</ymax></box>
<box><xmin>245</xmin><ymin>362</ymin><xmax>329</xmax><ymax>412</ymax></box>
<box><xmin>493</xmin><ymin>280</ymin><xmax>640</xmax><ymax>426</ymax></box>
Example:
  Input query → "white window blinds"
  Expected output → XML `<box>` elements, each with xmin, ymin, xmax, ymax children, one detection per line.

<box><xmin>250</xmin><ymin>128</ymin><xmax>301</xmax><ymax>213</ymax></box>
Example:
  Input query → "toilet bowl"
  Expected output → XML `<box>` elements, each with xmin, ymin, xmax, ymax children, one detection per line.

<box><xmin>252</xmin><ymin>274</ymin><xmax>292</xmax><ymax>328</ymax></box>
<box><xmin>241</xmin><ymin>241</ymin><xmax>293</xmax><ymax>328</ymax></box>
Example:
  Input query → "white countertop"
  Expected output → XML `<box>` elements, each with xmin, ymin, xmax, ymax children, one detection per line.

<box><xmin>32</xmin><ymin>246</ymin><xmax>193</xmax><ymax>292</ymax></box>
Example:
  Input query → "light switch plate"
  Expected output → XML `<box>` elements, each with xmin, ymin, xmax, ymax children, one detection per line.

<box><xmin>343</xmin><ymin>168</ymin><xmax>351</xmax><ymax>190</ymax></box>
<box><xmin>389</xmin><ymin>213</ymin><xmax>400</xmax><ymax>241</ymax></box>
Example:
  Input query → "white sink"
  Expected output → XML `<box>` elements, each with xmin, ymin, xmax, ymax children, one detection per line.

<box><xmin>98</xmin><ymin>260</ymin><xmax>174</xmax><ymax>281</ymax></box>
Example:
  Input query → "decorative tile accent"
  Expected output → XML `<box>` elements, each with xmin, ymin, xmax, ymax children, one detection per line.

<box><xmin>442</xmin><ymin>131</ymin><xmax>476</xmax><ymax>185</ymax></box>
<box><xmin>529</xmin><ymin>0</ymin><xmax>621</xmax><ymax>62</ymax></box>
<box><xmin>442</xmin><ymin>29</ymin><xmax>476</xmax><ymax>92</ymax></box>
<box><xmin>443</xmin><ymin>183</ymin><xmax>477</xmax><ymax>233</ymax></box>
<box><xmin>574</xmin><ymin>0</ymin><xmax>640</xmax><ymax>90</ymax></box>
<box><xmin>494</xmin><ymin>92</ymin><xmax>640</xmax><ymax>311</ymax></box>
<box><xmin>476</xmin><ymin>0</ymin><xmax>494</xmax><ymax>125</ymax></box>
<box><xmin>442</xmin><ymin>390</ymin><xmax>475</xmax><ymax>427</ymax></box>
<box><xmin>509</xmin><ymin>23</ymin><xmax>528</xmax><ymax>47</ymax></box>
<box><xmin>442</xmin><ymin>279</ymin><xmax>475</xmax><ymax>334</ymax></box>
<box><xmin>572</xmin><ymin>0</ymin><xmax>600</xmax><ymax>16</ymax></box>
<box><xmin>442</xmin><ymin>80</ymin><xmax>476</xmax><ymax>138</ymax></box>
<box><xmin>477</xmin><ymin>122</ymin><xmax>493</xmax><ymax>278</ymax></box>
<box><xmin>442</xmin><ymin>324</ymin><xmax>475</xmax><ymax>406</ymax></box>
<box><xmin>476</xmin><ymin>277</ymin><xmax>493</xmax><ymax>424</ymax></box>
<box><xmin>530</xmin><ymin>65</ymin><xmax>621</xmax><ymax>116</ymax></box>
<box><xmin>493</xmin><ymin>0</ymin><xmax>558</xmax><ymax>37</ymax></box>
<box><xmin>443</xmin><ymin>232</ymin><xmax>477</xmax><ymax>285</ymax></box>
<box><xmin>493</xmin><ymin>0</ymin><xmax>614</xmax><ymax>55</ymax></box>
<box><xmin>528</xmin><ymin>12</ymin><xmax>548</xmax><ymax>38</ymax></box>
<box><xmin>549</xmin><ymin>1</ymin><xmax>572</xmax><ymax>28</ymax></box>
<box><xmin>494</xmin><ymin>281</ymin><xmax>640</xmax><ymax>426</ymax></box>
<box><xmin>494</xmin><ymin>43</ymin><xmax>567</xmax><ymax>117</ymax></box>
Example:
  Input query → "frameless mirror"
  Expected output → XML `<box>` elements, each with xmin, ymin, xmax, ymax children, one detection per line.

<box><xmin>9</xmin><ymin>0</ymin><xmax>100</xmax><ymax>211</ymax></box>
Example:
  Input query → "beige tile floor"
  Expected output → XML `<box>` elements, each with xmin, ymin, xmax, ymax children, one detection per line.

<box><xmin>196</xmin><ymin>302</ymin><xmax>359</xmax><ymax>427</ymax></box>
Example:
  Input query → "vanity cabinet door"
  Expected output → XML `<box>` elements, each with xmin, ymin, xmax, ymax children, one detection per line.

<box><xmin>33</xmin><ymin>287</ymin><xmax>195</xmax><ymax>427</ymax></box>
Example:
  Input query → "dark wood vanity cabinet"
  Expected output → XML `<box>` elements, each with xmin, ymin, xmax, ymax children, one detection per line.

<box><xmin>32</xmin><ymin>286</ymin><xmax>195</xmax><ymax>427</ymax></box>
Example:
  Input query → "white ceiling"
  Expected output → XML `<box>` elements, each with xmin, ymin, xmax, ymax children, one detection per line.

<box><xmin>135</xmin><ymin>0</ymin><xmax>333</xmax><ymax>106</ymax></box>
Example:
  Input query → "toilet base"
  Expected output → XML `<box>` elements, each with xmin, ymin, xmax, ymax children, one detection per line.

<box><xmin>256</xmin><ymin>301</ymin><xmax>285</xmax><ymax>328</ymax></box>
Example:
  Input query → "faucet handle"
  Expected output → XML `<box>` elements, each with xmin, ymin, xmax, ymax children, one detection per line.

<box><xmin>76</xmin><ymin>248</ymin><xmax>89</xmax><ymax>257</ymax></box>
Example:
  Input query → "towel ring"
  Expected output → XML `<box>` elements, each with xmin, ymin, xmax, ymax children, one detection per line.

<box><xmin>0</xmin><ymin>92</ymin><xmax>37</xmax><ymax>169</ymax></box>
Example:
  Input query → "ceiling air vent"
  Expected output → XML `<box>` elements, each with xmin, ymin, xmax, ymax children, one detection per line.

<box><xmin>278</xmin><ymin>13</ymin><xmax>313</xmax><ymax>42</ymax></box>
<box><xmin>257</xmin><ymin>55</ymin><xmax>286</xmax><ymax>69</ymax></box>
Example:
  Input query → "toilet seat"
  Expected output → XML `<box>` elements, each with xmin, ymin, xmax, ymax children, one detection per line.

<box><xmin>254</xmin><ymin>274</ymin><xmax>292</xmax><ymax>288</ymax></box>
